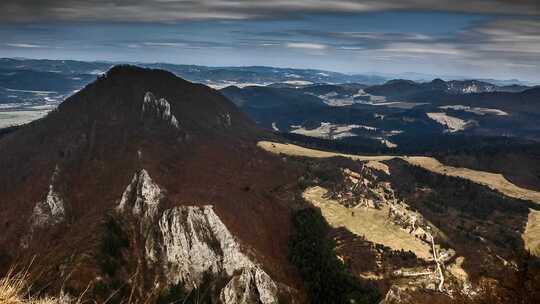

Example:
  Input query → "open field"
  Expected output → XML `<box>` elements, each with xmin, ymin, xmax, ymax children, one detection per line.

<box><xmin>524</xmin><ymin>210</ymin><xmax>540</xmax><ymax>256</ymax></box>
<box><xmin>303</xmin><ymin>186</ymin><xmax>433</xmax><ymax>260</ymax></box>
<box><xmin>0</xmin><ymin>110</ymin><xmax>50</xmax><ymax>128</ymax></box>
<box><xmin>258</xmin><ymin>140</ymin><xmax>540</xmax><ymax>256</ymax></box>
<box><xmin>257</xmin><ymin>141</ymin><xmax>540</xmax><ymax>204</ymax></box>
<box><xmin>258</xmin><ymin>141</ymin><xmax>395</xmax><ymax>162</ymax></box>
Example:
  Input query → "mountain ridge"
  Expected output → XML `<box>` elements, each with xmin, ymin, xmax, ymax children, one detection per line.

<box><xmin>0</xmin><ymin>65</ymin><xmax>304</xmax><ymax>302</ymax></box>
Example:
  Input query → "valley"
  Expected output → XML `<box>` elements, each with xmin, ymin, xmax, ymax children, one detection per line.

<box><xmin>257</xmin><ymin>140</ymin><xmax>540</xmax><ymax>258</ymax></box>
<box><xmin>2</xmin><ymin>1</ymin><xmax>540</xmax><ymax>302</ymax></box>
<box><xmin>0</xmin><ymin>63</ymin><xmax>539</xmax><ymax>303</ymax></box>
<box><xmin>268</xmin><ymin>142</ymin><xmax>540</xmax><ymax>302</ymax></box>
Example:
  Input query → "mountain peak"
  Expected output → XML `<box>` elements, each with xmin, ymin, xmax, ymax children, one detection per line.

<box><xmin>51</xmin><ymin>65</ymin><xmax>259</xmax><ymax>141</ymax></box>
<box><xmin>104</xmin><ymin>64</ymin><xmax>182</xmax><ymax>82</ymax></box>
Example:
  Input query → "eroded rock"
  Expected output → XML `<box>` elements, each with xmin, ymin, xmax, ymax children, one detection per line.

<box><xmin>116</xmin><ymin>169</ymin><xmax>280</xmax><ymax>303</ymax></box>
<box><xmin>142</xmin><ymin>91</ymin><xmax>180</xmax><ymax>129</ymax></box>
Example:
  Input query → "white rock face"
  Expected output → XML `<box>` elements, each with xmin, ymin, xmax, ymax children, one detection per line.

<box><xmin>142</xmin><ymin>91</ymin><xmax>180</xmax><ymax>129</ymax></box>
<box><xmin>22</xmin><ymin>165</ymin><xmax>66</xmax><ymax>248</ymax></box>
<box><xmin>157</xmin><ymin>205</ymin><xmax>254</xmax><ymax>287</ymax></box>
<box><xmin>220</xmin><ymin>266</ymin><xmax>278</xmax><ymax>304</ymax></box>
<box><xmin>116</xmin><ymin>169</ymin><xmax>162</xmax><ymax>220</ymax></box>
<box><xmin>31</xmin><ymin>165</ymin><xmax>65</xmax><ymax>228</ymax></box>
<box><xmin>116</xmin><ymin>169</ymin><xmax>164</xmax><ymax>263</ymax></box>
<box><xmin>116</xmin><ymin>169</ymin><xmax>280</xmax><ymax>303</ymax></box>
<box><xmin>427</xmin><ymin>112</ymin><xmax>475</xmax><ymax>133</ymax></box>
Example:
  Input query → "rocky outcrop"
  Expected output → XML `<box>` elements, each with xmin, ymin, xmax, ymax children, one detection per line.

<box><xmin>21</xmin><ymin>165</ymin><xmax>66</xmax><ymax>248</ymax></box>
<box><xmin>116</xmin><ymin>169</ymin><xmax>280</xmax><ymax>303</ymax></box>
<box><xmin>116</xmin><ymin>168</ymin><xmax>162</xmax><ymax>221</ymax></box>
<box><xmin>116</xmin><ymin>169</ymin><xmax>163</xmax><ymax>262</ymax></box>
<box><xmin>31</xmin><ymin>165</ymin><xmax>66</xmax><ymax>228</ymax></box>
<box><xmin>157</xmin><ymin>205</ymin><xmax>253</xmax><ymax>287</ymax></box>
<box><xmin>219</xmin><ymin>112</ymin><xmax>232</xmax><ymax>128</ymax></box>
<box><xmin>142</xmin><ymin>91</ymin><xmax>180</xmax><ymax>129</ymax></box>
<box><xmin>220</xmin><ymin>266</ymin><xmax>278</xmax><ymax>304</ymax></box>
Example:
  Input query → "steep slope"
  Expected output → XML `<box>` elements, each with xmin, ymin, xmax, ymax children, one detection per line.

<box><xmin>0</xmin><ymin>66</ymin><xmax>303</xmax><ymax>302</ymax></box>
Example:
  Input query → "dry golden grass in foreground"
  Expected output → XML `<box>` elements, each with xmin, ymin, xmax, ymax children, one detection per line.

<box><xmin>0</xmin><ymin>268</ymin><xmax>58</xmax><ymax>304</ymax></box>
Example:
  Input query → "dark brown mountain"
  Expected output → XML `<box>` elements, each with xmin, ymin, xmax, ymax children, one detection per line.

<box><xmin>0</xmin><ymin>66</ymin><xmax>305</xmax><ymax>303</ymax></box>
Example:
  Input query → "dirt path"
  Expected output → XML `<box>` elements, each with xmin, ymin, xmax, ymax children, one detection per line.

<box><xmin>303</xmin><ymin>186</ymin><xmax>433</xmax><ymax>260</ymax></box>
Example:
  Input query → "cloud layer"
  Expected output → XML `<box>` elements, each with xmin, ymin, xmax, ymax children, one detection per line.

<box><xmin>1</xmin><ymin>0</ymin><xmax>539</xmax><ymax>22</ymax></box>
<box><xmin>0</xmin><ymin>2</ymin><xmax>538</xmax><ymax>81</ymax></box>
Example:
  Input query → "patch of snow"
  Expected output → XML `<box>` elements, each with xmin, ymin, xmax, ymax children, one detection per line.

<box><xmin>0</xmin><ymin>110</ymin><xmax>52</xmax><ymax>128</ymax></box>
<box><xmin>354</xmin><ymin>89</ymin><xmax>387</xmax><ymax>104</ymax></box>
<box><xmin>4</xmin><ymin>88</ymin><xmax>57</xmax><ymax>94</ymax></box>
<box><xmin>374</xmin><ymin>137</ymin><xmax>398</xmax><ymax>148</ymax></box>
<box><xmin>313</xmin><ymin>91</ymin><xmax>354</xmax><ymax>107</ymax></box>
<box><xmin>282</xmin><ymin>80</ymin><xmax>313</xmax><ymax>86</ymax></box>
<box><xmin>310</xmin><ymin>89</ymin><xmax>386</xmax><ymax>107</ymax></box>
<box><xmin>0</xmin><ymin>102</ymin><xmax>33</xmax><ymax>109</ymax></box>
<box><xmin>354</xmin><ymin>90</ymin><xmax>426</xmax><ymax>109</ymax></box>
<box><xmin>285</xmin><ymin>73</ymin><xmax>301</xmax><ymax>78</ymax></box>
<box><xmin>290</xmin><ymin>122</ymin><xmax>376</xmax><ymax>140</ymax></box>
<box><xmin>206</xmin><ymin>81</ymin><xmax>269</xmax><ymax>89</ymax></box>
<box><xmin>386</xmin><ymin>130</ymin><xmax>404</xmax><ymax>136</ymax></box>
<box><xmin>88</xmin><ymin>69</ymin><xmax>106</xmax><ymax>75</ymax></box>
<box><xmin>439</xmin><ymin>105</ymin><xmax>508</xmax><ymax>116</ymax></box>
<box><xmin>427</xmin><ymin>112</ymin><xmax>474</xmax><ymax>133</ymax></box>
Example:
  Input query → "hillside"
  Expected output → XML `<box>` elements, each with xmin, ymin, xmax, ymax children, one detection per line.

<box><xmin>0</xmin><ymin>66</ymin><xmax>305</xmax><ymax>303</ymax></box>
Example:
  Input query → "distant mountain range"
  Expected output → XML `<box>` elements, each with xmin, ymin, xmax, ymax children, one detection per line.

<box><xmin>1</xmin><ymin>58</ymin><xmax>536</xmax><ymax>92</ymax></box>
<box><xmin>369</xmin><ymin>71</ymin><xmax>538</xmax><ymax>86</ymax></box>
<box><xmin>0</xmin><ymin>58</ymin><xmax>387</xmax><ymax>89</ymax></box>
<box><xmin>1</xmin><ymin>57</ymin><xmax>539</xmax><ymax>146</ymax></box>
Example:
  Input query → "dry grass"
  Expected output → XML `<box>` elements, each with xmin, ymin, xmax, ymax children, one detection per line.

<box><xmin>257</xmin><ymin>141</ymin><xmax>394</xmax><ymax>162</ymax></box>
<box><xmin>403</xmin><ymin>156</ymin><xmax>540</xmax><ymax>204</ymax></box>
<box><xmin>257</xmin><ymin>141</ymin><xmax>540</xmax><ymax>204</ymax></box>
<box><xmin>0</xmin><ymin>267</ymin><xmax>58</xmax><ymax>304</ymax></box>
<box><xmin>524</xmin><ymin>209</ymin><xmax>540</xmax><ymax>256</ymax></box>
<box><xmin>259</xmin><ymin>141</ymin><xmax>540</xmax><ymax>257</ymax></box>
<box><xmin>303</xmin><ymin>186</ymin><xmax>433</xmax><ymax>260</ymax></box>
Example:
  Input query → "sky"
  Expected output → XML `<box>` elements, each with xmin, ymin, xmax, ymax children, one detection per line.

<box><xmin>0</xmin><ymin>0</ymin><xmax>539</xmax><ymax>82</ymax></box>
